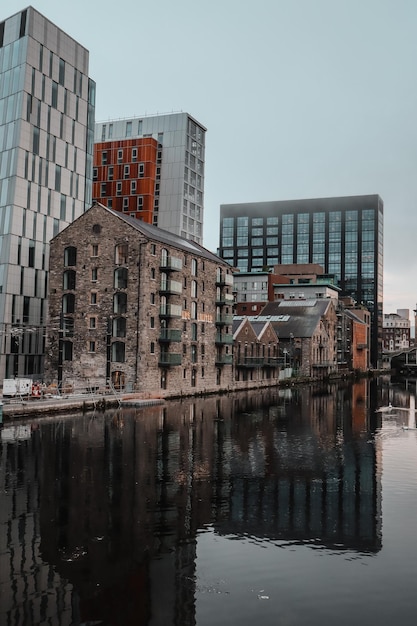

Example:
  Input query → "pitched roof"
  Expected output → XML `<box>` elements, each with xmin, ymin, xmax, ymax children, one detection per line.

<box><xmin>235</xmin><ymin>298</ymin><xmax>333</xmax><ymax>338</ymax></box>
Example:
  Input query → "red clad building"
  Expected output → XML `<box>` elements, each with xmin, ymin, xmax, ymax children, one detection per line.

<box><xmin>93</xmin><ymin>137</ymin><xmax>159</xmax><ymax>224</ymax></box>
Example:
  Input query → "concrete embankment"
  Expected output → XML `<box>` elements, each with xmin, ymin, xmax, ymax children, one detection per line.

<box><xmin>0</xmin><ymin>393</ymin><xmax>164</xmax><ymax>422</ymax></box>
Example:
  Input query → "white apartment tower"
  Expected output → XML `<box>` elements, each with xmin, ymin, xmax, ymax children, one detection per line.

<box><xmin>0</xmin><ymin>7</ymin><xmax>95</xmax><ymax>380</ymax></box>
<box><xmin>95</xmin><ymin>113</ymin><xmax>205</xmax><ymax>244</ymax></box>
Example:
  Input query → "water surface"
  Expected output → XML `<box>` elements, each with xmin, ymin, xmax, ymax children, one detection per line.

<box><xmin>1</xmin><ymin>379</ymin><xmax>417</xmax><ymax>625</ymax></box>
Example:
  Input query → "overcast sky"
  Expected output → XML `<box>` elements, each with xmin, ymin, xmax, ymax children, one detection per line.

<box><xmin>5</xmin><ymin>0</ymin><xmax>417</xmax><ymax>315</ymax></box>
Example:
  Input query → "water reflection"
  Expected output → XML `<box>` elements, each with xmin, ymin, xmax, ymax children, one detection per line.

<box><xmin>0</xmin><ymin>380</ymin><xmax>393</xmax><ymax>625</ymax></box>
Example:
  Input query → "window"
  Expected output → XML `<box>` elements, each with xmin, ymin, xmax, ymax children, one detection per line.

<box><xmin>101</xmin><ymin>151</ymin><xmax>107</xmax><ymax>165</ymax></box>
<box><xmin>111</xmin><ymin>341</ymin><xmax>125</xmax><ymax>362</ymax></box>
<box><xmin>191</xmin><ymin>258</ymin><xmax>197</xmax><ymax>276</ymax></box>
<box><xmin>113</xmin><ymin>292</ymin><xmax>127</xmax><ymax>314</ymax></box>
<box><xmin>150</xmin><ymin>292</ymin><xmax>155</xmax><ymax>305</ymax></box>
<box><xmin>191</xmin><ymin>323</ymin><xmax>198</xmax><ymax>341</ymax></box>
<box><xmin>100</xmin><ymin>182</ymin><xmax>106</xmax><ymax>197</ymax></box>
<box><xmin>137</xmin><ymin>196</ymin><xmax>143</xmax><ymax>210</ymax></box>
<box><xmin>131</xmin><ymin>180</ymin><xmax>136</xmax><ymax>194</ymax></box>
<box><xmin>91</xmin><ymin>244</ymin><xmax>98</xmax><ymax>257</ymax></box>
<box><xmin>150</xmin><ymin>342</ymin><xmax>155</xmax><ymax>354</ymax></box>
<box><xmin>63</xmin><ymin>270</ymin><xmax>76</xmax><ymax>290</ymax></box>
<box><xmin>191</xmin><ymin>345</ymin><xmax>197</xmax><ymax>363</ymax></box>
<box><xmin>150</xmin><ymin>316</ymin><xmax>155</xmax><ymax>329</ymax></box>
<box><xmin>91</xmin><ymin>268</ymin><xmax>98</xmax><ymax>282</ymax></box>
<box><xmin>115</xmin><ymin>243</ymin><xmax>128</xmax><ymax>264</ymax></box>
<box><xmin>62</xmin><ymin>293</ymin><xmax>75</xmax><ymax>313</ymax></box>
<box><xmin>117</xmin><ymin>149</ymin><xmax>123</xmax><ymax>163</ymax></box>
<box><xmin>64</xmin><ymin>246</ymin><xmax>77</xmax><ymax>266</ymax></box>
<box><xmin>151</xmin><ymin>243</ymin><xmax>156</xmax><ymax>255</ymax></box>
<box><xmin>89</xmin><ymin>317</ymin><xmax>96</xmax><ymax>329</ymax></box>
<box><xmin>191</xmin><ymin>280</ymin><xmax>197</xmax><ymax>298</ymax></box>
<box><xmin>116</xmin><ymin>182</ymin><xmax>122</xmax><ymax>196</ymax></box>
<box><xmin>132</xmin><ymin>147</ymin><xmax>137</xmax><ymax>161</ymax></box>
<box><xmin>123</xmin><ymin>197</ymin><xmax>129</xmax><ymax>211</ymax></box>
<box><xmin>124</xmin><ymin>165</ymin><xmax>130</xmax><ymax>179</ymax></box>
<box><xmin>112</xmin><ymin>317</ymin><xmax>126</xmax><ymax>337</ymax></box>
<box><xmin>114</xmin><ymin>267</ymin><xmax>128</xmax><ymax>289</ymax></box>
<box><xmin>108</xmin><ymin>166</ymin><xmax>114</xmax><ymax>180</ymax></box>
<box><xmin>93</xmin><ymin>167</ymin><xmax>98</xmax><ymax>180</ymax></box>
<box><xmin>89</xmin><ymin>341</ymin><xmax>96</xmax><ymax>353</ymax></box>
<box><xmin>126</xmin><ymin>121</ymin><xmax>132</xmax><ymax>137</ymax></box>
<box><xmin>191</xmin><ymin>301</ymin><xmax>197</xmax><ymax>319</ymax></box>
<box><xmin>90</xmin><ymin>292</ymin><xmax>97</xmax><ymax>305</ymax></box>
<box><xmin>138</xmin><ymin>163</ymin><xmax>145</xmax><ymax>177</ymax></box>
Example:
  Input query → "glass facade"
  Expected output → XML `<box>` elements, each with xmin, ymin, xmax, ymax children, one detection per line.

<box><xmin>0</xmin><ymin>7</ymin><xmax>95</xmax><ymax>379</ymax></box>
<box><xmin>219</xmin><ymin>196</ymin><xmax>383</xmax><ymax>366</ymax></box>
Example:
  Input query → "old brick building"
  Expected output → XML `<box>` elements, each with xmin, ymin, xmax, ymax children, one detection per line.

<box><xmin>45</xmin><ymin>202</ymin><xmax>235</xmax><ymax>395</ymax></box>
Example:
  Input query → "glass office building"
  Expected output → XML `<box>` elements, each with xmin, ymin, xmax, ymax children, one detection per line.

<box><xmin>0</xmin><ymin>7</ymin><xmax>95</xmax><ymax>380</ymax></box>
<box><xmin>219</xmin><ymin>195</ymin><xmax>383</xmax><ymax>367</ymax></box>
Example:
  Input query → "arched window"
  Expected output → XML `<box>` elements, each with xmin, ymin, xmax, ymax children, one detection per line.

<box><xmin>63</xmin><ymin>269</ymin><xmax>76</xmax><ymax>290</ymax></box>
<box><xmin>114</xmin><ymin>243</ymin><xmax>128</xmax><ymax>265</ymax></box>
<box><xmin>112</xmin><ymin>317</ymin><xmax>126</xmax><ymax>338</ymax></box>
<box><xmin>111</xmin><ymin>341</ymin><xmax>125</xmax><ymax>362</ymax></box>
<box><xmin>191</xmin><ymin>280</ymin><xmax>197</xmax><ymax>298</ymax></box>
<box><xmin>113</xmin><ymin>292</ymin><xmax>127</xmax><ymax>314</ymax></box>
<box><xmin>191</xmin><ymin>323</ymin><xmax>198</xmax><ymax>341</ymax></box>
<box><xmin>62</xmin><ymin>293</ymin><xmax>75</xmax><ymax>313</ymax></box>
<box><xmin>114</xmin><ymin>267</ymin><xmax>128</xmax><ymax>289</ymax></box>
<box><xmin>191</xmin><ymin>301</ymin><xmax>197</xmax><ymax>320</ymax></box>
<box><xmin>161</xmin><ymin>248</ymin><xmax>168</xmax><ymax>265</ymax></box>
<box><xmin>64</xmin><ymin>246</ymin><xmax>77</xmax><ymax>266</ymax></box>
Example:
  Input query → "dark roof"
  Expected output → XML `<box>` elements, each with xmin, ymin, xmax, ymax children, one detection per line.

<box><xmin>236</xmin><ymin>299</ymin><xmax>333</xmax><ymax>338</ymax></box>
<box><xmin>57</xmin><ymin>202</ymin><xmax>229</xmax><ymax>266</ymax></box>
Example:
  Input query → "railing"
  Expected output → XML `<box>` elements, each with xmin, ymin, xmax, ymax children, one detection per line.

<box><xmin>237</xmin><ymin>357</ymin><xmax>265</xmax><ymax>368</ymax></box>
<box><xmin>159</xmin><ymin>328</ymin><xmax>182</xmax><ymax>342</ymax></box>
<box><xmin>159</xmin><ymin>304</ymin><xmax>182</xmax><ymax>318</ymax></box>
<box><xmin>215</xmin><ymin>293</ymin><xmax>235</xmax><ymax>306</ymax></box>
<box><xmin>216</xmin><ymin>273</ymin><xmax>234</xmax><ymax>287</ymax></box>
<box><xmin>215</xmin><ymin>333</ymin><xmax>234</xmax><ymax>345</ymax></box>
<box><xmin>160</xmin><ymin>256</ymin><xmax>182</xmax><ymax>271</ymax></box>
<box><xmin>215</xmin><ymin>314</ymin><xmax>233</xmax><ymax>326</ymax></box>
<box><xmin>159</xmin><ymin>279</ymin><xmax>182</xmax><ymax>294</ymax></box>
<box><xmin>215</xmin><ymin>354</ymin><xmax>233</xmax><ymax>365</ymax></box>
<box><xmin>158</xmin><ymin>353</ymin><xmax>182</xmax><ymax>366</ymax></box>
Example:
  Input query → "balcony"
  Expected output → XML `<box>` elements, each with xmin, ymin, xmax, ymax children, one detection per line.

<box><xmin>263</xmin><ymin>357</ymin><xmax>280</xmax><ymax>368</ymax></box>
<box><xmin>159</xmin><ymin>279</ymin><xmax>182</xmax><ymax>295</ymax></box>
<box><xmin>215</xmin><ymin>314</ymin><xmax>233</xmax><ymax>326</ymax></box>
<box><xmin>215</xmin><ymin>293</ymin><xmax>235</xmax><ymax>306</ymax></box>
<box><xmin>216</xmin><ymin>273</ymin><xmax>234</xmax><ymax>287</ymax></box>
<box><xmin>160</xmin><ymin>256</ymin><xmax>182</xmax><ymax>271</ymax></box>
<box><xmin>158</xmin><ymin>353</ymin><xmax>182</xmax><ymax>366</ymax></box>
<box><xmin>159</xmin><ymin>328</ymin><xmax>182</xmax><ymax>343</ymax></box>
<box><xmin>215</xmin><ymin>333</ymin><xmax>234</xmax><ymax>345</ymax></box>
<box><xmin>159</xmin><ymin>304</ymin><xmax>182</xmax><ymax>318</ymax></box>
<box><xmin>237</xmin><ymin>357</ymin><xmax>265</xmax><ymax>368</ymax></box>
<box><xmin>215</xmin><ymin>354</ymin><xmax>233</xmax><ymax>365</ymax></box>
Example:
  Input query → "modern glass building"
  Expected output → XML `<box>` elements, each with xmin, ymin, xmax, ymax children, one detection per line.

<box><xmin>219</xmin><ymin>195</ymin><xmax>383</xmax><ymax>367</ymax></box>
<box><xmin>0</xmin><ymin>7</ymin><xmax>95</xmax><ymax>380</ymax></box>
<box><xmin>94</xmin><ymin>113</ymin><xmax>206</xmax><ymax>244</ymax></box>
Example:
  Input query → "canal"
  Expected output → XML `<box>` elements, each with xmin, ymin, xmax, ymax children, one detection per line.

<box><xmin>1</xmin><ymin>377</ymin><xmax>417</xmax><ymax>625</ymax></box>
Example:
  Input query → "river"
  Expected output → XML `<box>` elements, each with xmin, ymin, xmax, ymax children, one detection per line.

<box><xmin>1</xmin><ymin>377</ymin><xmax>417</xmax><ymax>625</ymax></box>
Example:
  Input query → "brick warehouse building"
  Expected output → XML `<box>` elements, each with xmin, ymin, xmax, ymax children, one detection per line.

<box><xmin>45</xmin><ymin>202</ymin><xmax>235</xmax><ymax>395</ymax></box>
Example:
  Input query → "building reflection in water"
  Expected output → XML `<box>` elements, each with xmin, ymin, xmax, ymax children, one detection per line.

<box><xmin>0</xmin><ymin>380</ymin><xmax>382</xmax><ymax>625</ymax></box>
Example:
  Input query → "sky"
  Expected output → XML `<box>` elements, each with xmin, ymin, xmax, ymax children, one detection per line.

<box><xmin>4</xmin><ymin>0</ymin><xmax>417</xmax><ymax>315</ymax></box>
